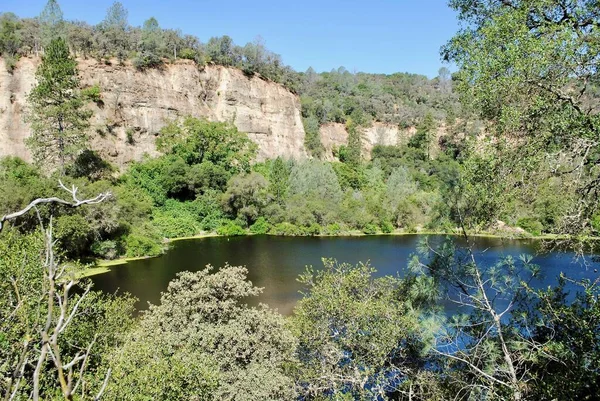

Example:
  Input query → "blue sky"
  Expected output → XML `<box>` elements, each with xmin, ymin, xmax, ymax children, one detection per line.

<box><xmin>1</xmin><ymin>0</ymin><xmax>459</xmax><ymax>77</ymax></box>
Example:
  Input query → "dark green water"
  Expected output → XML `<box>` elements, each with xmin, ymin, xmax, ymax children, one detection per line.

<box><xmin>91</xmin><ymin>235</ymin><xmax>599</xmax><ymax>315</ymax></box>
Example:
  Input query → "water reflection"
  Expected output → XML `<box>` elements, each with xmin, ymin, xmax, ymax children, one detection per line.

<box><xmin>90</xmin><ymin>235</ymin><xmax>599</xmax><ymax>315</ymax></box>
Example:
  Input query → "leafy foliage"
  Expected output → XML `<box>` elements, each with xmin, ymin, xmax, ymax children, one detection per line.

<box><xmin>106</xmin><ymin>266</ymin><xmax>297</xmax><ymax>401</ymax></box>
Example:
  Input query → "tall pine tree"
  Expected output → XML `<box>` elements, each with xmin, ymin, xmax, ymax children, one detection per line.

<box><xmin>38</xmin><ymin>0</ymin><xmax>65</xmax><ymax>48</ymax></box>
<box><xmin>26</xmin><ymin>38</ymin><xmax>91</xmax><ymax>173</ymax></box>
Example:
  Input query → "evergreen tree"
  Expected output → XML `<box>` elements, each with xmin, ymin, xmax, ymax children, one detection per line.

<box><xmin>269</xmin><ymin>157</ymin><xmax>291</xmax><ymax>204</ymax></box>
<box><xmin>345</xmin><ymin>118</ymin><xmax>362</xmax><ymax>166</ymax></box>
<box><xmin>141</xmin><ymin>17</ymin><xmax>162</xmax><ymax>53</ymax></box>
<box><xmin>38</xmin><ymin>0</ymin><xmax>65</xmax><ymax>48</ymax></box>
<box><xmin>409</xmin><ymin>112</ymin><xmax>435</xmax><ymax>160</ymax></box>
<box><xmin>100</xmin><ymin>1</ymin><xmax>129</xmax><ymax>62</ymax></box>
<box><xmin>26</xmin><ymin>38</ymin><xmax>91</xmax><ymax>173</ymax></box>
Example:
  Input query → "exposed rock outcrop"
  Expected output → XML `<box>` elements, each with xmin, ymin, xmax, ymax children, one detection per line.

<box><xmin>319</xmin><ymin>122</ymin><xmax>417</xmax><ymax>160</ymax></box>
<box><xmin>0</xmin><ymin>57</ymin><xmax>307</xmax><ymax>166</ymax></box>
<box><xmin>0</xmin><ymin>57</ymin><xmax>448</xmax><ymax>167</ymax></box>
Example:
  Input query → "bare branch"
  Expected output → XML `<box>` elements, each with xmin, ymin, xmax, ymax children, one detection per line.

<box><xmin>0</xmin><ymin>181</ymin><xmax>111</xmax><ymax>233</ymax></box>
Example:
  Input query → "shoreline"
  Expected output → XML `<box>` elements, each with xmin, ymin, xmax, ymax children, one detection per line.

<box><xmin>79</xmin><ymin>230</ymin><xmax>591</xmax><ymax>279</ymax></box>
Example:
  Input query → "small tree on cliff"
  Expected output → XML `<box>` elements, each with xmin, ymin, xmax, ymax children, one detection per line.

<box><xmin>26</xmin><ymin>37</ymin><xmax>91</xmax><ymax>173</ymax></box>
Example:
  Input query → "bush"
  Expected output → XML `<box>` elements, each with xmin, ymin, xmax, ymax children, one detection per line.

<box><xmin>4</xmin><ymin>55</ymin><xmax>19</xmax><ymax>73</ymax></box>
<box><xmin>269</xmin><ymin>222</ymin><xmax>303</xmax><ymax>236</ymax></box>
<box><xmin>133</xmin><ymin>51</ymin><xmax>163</xmax><ymax>70</ymax></box>
<box><xmin>153</xmin><ymin>213</ymin><xmax>200</xmax><ymax>239</ymax></box>
<box><xmin>591</xmin><ymin>212</ymin><xmax>600</xmax><ymax>234</ymax></box>
<box><xmin>125</xmin><ymin>233</ymin><xmax>162</xmax><ymax>258</ymax></box>
<box><xmin>54</xmin><ymin>214</ymin><xmax>93</xmax><ymax>259</ymax></box>
<box><xmin>81</xmin><ymin>84</ymin><xmax>101</xmax><ymax>103</ymax></box>
<box><xmin>126</xmin><ymin>128</ymin><xmax>135</xmax><ymax>145</ymax></box>
<box><xmin>362</xmin><ymin>224</ymin><xmax>378</xmax><ymax>235</ymax></box>
<box><xmin>67</xmin><ymin>150</ymin><xmax>114</xmax><ymax>181</ymax></box>
<box><xmin>200</xmin><ymin>212</ymin><xmax>223</xmax><ymax>231</ymax></box>
<box><xmin>91</xmin><ymin>240</ymin><xmax>120</xmax><ymax>260</ymax></box>
<box><xmin>324</xmin><ymin>223</ymin><xmax>342</xmax><ymax>235</ymax></box>
<box><xmin>380</xmin><ymin>221</ymin><xmax>394</xmax><ymax>234</ymax></box>
<box><xmin>517</xmin><ymin>217</ymin><xmax>544</xmax><ymax>236</ymax></box>
<box><xmin>305</xmin><ymin>223</ymin><xmax>322</xmax><ymax>236</ymax></box>
<box><xmin>250</xmin><ymin>217</ymin><xmax>271</xmax><ymax>234</ymax></box>
<box><xmin>179</xmin><ymin>48</ymin><xmax>197</xmax><ymax>60</ymax></box>
<box><xmin>216</xmin><ymin>221</ymin><xmax>246</xmax><ymax>236</ymax></box>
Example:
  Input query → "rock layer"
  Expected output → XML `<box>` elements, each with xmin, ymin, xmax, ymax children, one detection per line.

<box><xmin>0</xmin><ymin>57</ymin><xmax>307</xmax><ymax>165</ymax></box>
<box><xmin>319</xmin><ymin>122</ymin><xmax>417</xmax><ymax>160</ymax></box>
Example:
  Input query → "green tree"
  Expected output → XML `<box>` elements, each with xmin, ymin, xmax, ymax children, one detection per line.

<box><xmin>303</xmin><ymin>115</ymin><xmax>324</xmax><ymax>158</ymax></box>
<box><xmin>523</xmin><ymin>275</ymin><xmax>600</xmax><ymax>400</ymax></box>
<box><xmin>443</xmin><ymin>0</ymin><xmax>600</xmax><ymax>236</ymax></box>
<box><xmin>291</xmin><ymin>259</ymin><xmax>438</xmax><ymax>400</ymax></box>
<box><xmin>140</xmin><ymin>17</ymin><xmax>162</xmax><ymax>54</ymax></box>
<box><xmin>106</xmin><ymin>265</ymin><xmax>297</xmax><ymax>401</ymax></box>
<box><xmin>99</xmin><ymin>1</ymin><xmax>129</xmax><ymax>62</ymax></box>
<box><xmin>345</xmin><ymin>117</ymin><xmax>362</xmax><ymax>166</ymax></box>
<box><xmin>0</xmin><ymin>12</ymin><xmax>22</xmax><ymax>59</ymax></box>
<box><xmin>268</xmin><ymin>156</ymin><xmax>291</xmax><ymax>204</ymax></box>
<box><xmin>412</xmin><ymin>237</ymin><xmax>550</xmax><ymax>401</ymax></box>
<box><xmin>409</xmin><ymin>112</ymin><xmax>435</xmax><ymax>160</ymax></box>
<box><xmin>157</xmin><ymin>117</ymin><xmax>257</xmax><ymax>174</ymax></box>
<box><xmin>222</xmin><ymin>172</ymin><xmax>271</xmax><ymax>226</ymax></box>
<box><xmin>38</xmin><ymin>0</ymin><xmax>65</xmax><ymax>48</ymax></box>
<box><xmin>26</xmin><ymin>38</ymin><xmax>91</xmax><ymax>173</ymax></box>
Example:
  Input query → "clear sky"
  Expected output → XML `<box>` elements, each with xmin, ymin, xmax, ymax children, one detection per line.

<box><xmin>1</xmin><ymin>0</ymin><xmax>459</xmax><ymax>78</ymax></box>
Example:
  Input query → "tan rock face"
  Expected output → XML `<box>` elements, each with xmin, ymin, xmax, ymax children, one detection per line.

<box><xmin>319</xmin><ymin>122</ymin><xmax>417</xmax><ymax>160</ymax></box>
<box><xmin>0</xmin><ymin>57</ymin><xmax>307</xmax><ymax>166</ymax></box>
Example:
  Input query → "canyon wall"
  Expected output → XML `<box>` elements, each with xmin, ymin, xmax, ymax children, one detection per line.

<box><xmin>319</xmin><ymin>122</ymin><xmax>417</xmax><ymax>160</ymax></box>
<box><xmin>0</xmin><ymin>57</ymin><xmax>307</xmax><ymax>165</ymax></box>
<box><xmin>0</xmin><ymin>57</ymin><xmax>430</xmax><ymax>166</ymax></box>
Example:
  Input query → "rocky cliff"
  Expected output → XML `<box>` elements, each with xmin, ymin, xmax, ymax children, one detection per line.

<box><xmin>319</xmin><ymin>122</ymin><xmax>418</xmax><ymax>160</ymax></box>
<box><xmin>0</xmin><ymin>57</ymin><xmax>425</xmax><ymax>167</ymax></box>
<box><xmin>0</xmin><ymin>57</ymin><xmax>308</xmax><ymax>165</ymax></box>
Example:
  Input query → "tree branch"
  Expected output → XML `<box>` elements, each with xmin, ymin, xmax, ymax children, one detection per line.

<box><xmin>0</xmin><ymin>180</ymin><xmax>111</xmax><ymax>233</ymax></box>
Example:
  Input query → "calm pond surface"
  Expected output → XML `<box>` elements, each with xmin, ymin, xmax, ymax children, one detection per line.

<box><xmin>91</xmin><ymin>235</ymin><xmax>600</xmax><ymax>315</ymax></box>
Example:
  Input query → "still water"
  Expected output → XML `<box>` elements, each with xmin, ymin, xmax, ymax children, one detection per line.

<box><xmin>91</xmin><ymin>235</ymin><xmax>599</xmax><ymax>315</ymax></box>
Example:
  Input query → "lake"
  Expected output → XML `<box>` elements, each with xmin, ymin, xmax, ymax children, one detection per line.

<box><xmin>90</xmin><ymin>235</ymin><xmax>600</xmax><ymax>315</ymax></box>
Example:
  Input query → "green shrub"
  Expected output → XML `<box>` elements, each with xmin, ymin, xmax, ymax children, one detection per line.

<box><xmin>179</xmin><ymin>48</ymin><xmax>197</xmax><ymax>60</ymax></box>
<box><xmin>125</xmin><ymin>233</ymin><xmax>162</xmax><ymax>258</ymax></box>
<box><xmin>54</xmin><ymin>214</ymin><xmax>93</xmax><ymax>259</ymax></box>
<box><xmin>81</xmin><ymin>84</ymin><xmax>101</xmax><ymax>103</ymax></box>
<box><xmin>133</xmin><ymin>51</ymin><xmax>162</xmax><ymax>70</ymax></box>
<box><xmin>324</xmin><ymin>223</ymin><xmax>342</xmax><ymax>235</ymax></box>
<box><xmin>216</xmin><ymin>221</ymin><xmax>246</xmax><ymax>236</ymax></box>
<box><xmin>4</xmin><ymin>55</ymin><xmax>19</xmax><ymax>73</ymax></box>
<box><xmin>362</xmin><ymin>224</ymin><xmax>378</xmax><ymax>235</ymax></box>
<box><xmin>250</xmin><ymin>217</ymin><xmax>271</xmax><ymax>234</ymax></box>
<box><xmin>517</xmin><ymin>217</ymin><xmax>544</xmax><ymax>236</ymax></box>
<box><xmin>152</xmin><ymin>213</ymin><xmax>199</xmax><ymax>238</ymax></box>
<box><xmin>91</xmin><ymin>240</ymin><xmax>120</xmax><ymax>260</ymax></box>
<box><xmin>591</xmin><ymin>212</ymin><xmax>600</xmax><ymax>233</ymax></box>
<box><xmin>305</xmin><ymin>223</ymin><xmax>322</xmax><ymax>236</ymax></box>
<box><xmin>380</xmin><ymin>221</ymin><xmax>394</xmax><ymax>234</ymax></box>
<box><xmin>200</xmin><ymin>213</ymin><xmax>223</xmax><ymax>231</ymax></box>
<box><xmin>269</xmin><ymin>222</ymin><xmax>303</xmax><ymax>236</ymax></box>
<box><xmin>126</xmin><ymin>128</ymin><xmax>135</xmax><ymax>145</ymax></box>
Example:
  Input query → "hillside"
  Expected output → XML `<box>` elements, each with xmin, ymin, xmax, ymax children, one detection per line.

<box><xmin>0</xmin><ymin>56</ymin><xmax>435</xmax><ymax>166</ymax></box>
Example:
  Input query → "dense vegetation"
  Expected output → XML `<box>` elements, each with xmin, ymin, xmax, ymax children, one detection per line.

<box><xmin>2</xmin><ymin>110</ymin><xmax>585</xmax><ymax>260</ymax></box>
<box><xmin>1</xmin><ymin>0</ymin><xmax>600</xmax><ymax>400</ymax></box>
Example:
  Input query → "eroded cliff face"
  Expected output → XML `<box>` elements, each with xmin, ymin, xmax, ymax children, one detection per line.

<box><xmin>319</xmin><ymin>122</ymin><xmax>418</xmax><ymax>160</ymax></box>
<box><xmin>0</xmin><ymin>57</ymin><xmax>307</xmax><ymax>165</ymax></box>
<box><xmin>0</xmin><ymin>57</ymin><xmax>441</xmax><ymax>167</ymax></box>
